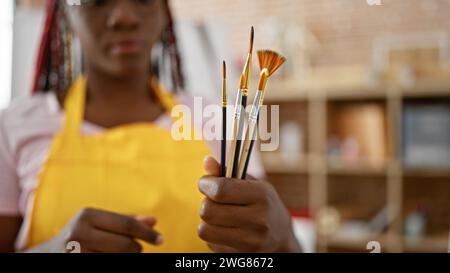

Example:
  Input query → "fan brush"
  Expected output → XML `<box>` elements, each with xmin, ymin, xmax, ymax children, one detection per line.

<box><xmin>237</xmin><ymin>50</ymin><xmax>286</xmax><ymax>179</ymax></box>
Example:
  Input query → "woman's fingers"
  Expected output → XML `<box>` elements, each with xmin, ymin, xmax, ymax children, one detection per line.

<box><xmin>198</xmin><ymin>223</ymin><xmax>262</xmax><ymax>252</ymax></box>
<box><xmin>135</xmin><ymin>216</ymin><xmax>157</xmax><ymax>228</ymax></box>
<box><xmin>84</xmin><ymin>228</ymin><xmax>143</xmax><ymax>253</ymax></box>
<box><xmin>81</xmin><ymin>209</ymin><xmax>163</xmax><ymax>245</ymax></box>
<box><xmin>207</xmin><ymin>243</ymin><xmax>239</xmax><ymax>253</ymax></box>
<box><xmin>198</xmin><ymin>176</ymin><xmax>265</xmax><ymax>205</ymax></box>
<box><xmin>200</xmin><ymin>198</ymin><xmax>261</xmax><ymax>228</ymax></box>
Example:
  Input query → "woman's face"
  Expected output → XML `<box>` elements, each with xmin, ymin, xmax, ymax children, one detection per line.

<box><xmin>65</xmin><ymin>0</ymin><xmax>167</xmax><ymax>77</ymax></box>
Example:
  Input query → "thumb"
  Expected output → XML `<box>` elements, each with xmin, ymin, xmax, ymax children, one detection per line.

<box><xmin>203</xmin><ymin>156</ymin><xmax>220</xmax><ymax>176</ymax></box>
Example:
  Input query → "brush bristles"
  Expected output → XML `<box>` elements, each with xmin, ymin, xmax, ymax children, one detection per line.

<box><xmin>222</xmin><ymin>60</ymin><xmax>227</xmax><ymax>105</ymax></box>
<box><xmin>223</xmin><ymin>61</ymin><xmax>227</xmax><ymax>79</ymax></box>
<box><xmin>249</xmin><ymin>26</ymin><xmax>255</xmax><ymax>54</ymax></box>
<box><xmin>257</xmin><ymin>50</ymin><xmax>286</xmax><ymax>76</ymax></box>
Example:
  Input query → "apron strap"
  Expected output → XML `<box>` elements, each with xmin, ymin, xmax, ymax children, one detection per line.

<box><xmin>63</xmin><ymin>76</ymin><xmax>178</xmax><ymax>135</ymax></box>
<box><xmin>150</xmin><ymin>78</ymin><xmax>178</xmax><ymax>114</ymax></box>
<box><xmin>63</xmin><ymin>76</ymin><xmax>87</xmax><ymax>135</ymax></box>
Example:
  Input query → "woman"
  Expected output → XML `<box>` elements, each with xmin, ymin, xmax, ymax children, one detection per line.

<box><xmin>0</xmin><ymin>0</ymin><xmax>301</xmax><ymax>253</ymax></box>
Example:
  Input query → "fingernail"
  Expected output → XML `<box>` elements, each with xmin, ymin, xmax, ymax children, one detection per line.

<box><xmin>199</xmin><ymin>179</ymin><xmax>219</xmax><ymax>197</ymax></box>
<box><xmin>203</xmin><ymin>156</ymin><xmax>209</xmax><ymax>163</ymax></box>
<box><xmin>155</xmin><ymin>235</ymin><xmax>164</xmax><ymax>245</ymax></box>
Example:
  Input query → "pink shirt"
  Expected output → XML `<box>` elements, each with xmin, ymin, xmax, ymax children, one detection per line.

<box><xmin>0</xmin><ymin>91</ymin><xmax>265</xmax><ymax>247</ymax></box>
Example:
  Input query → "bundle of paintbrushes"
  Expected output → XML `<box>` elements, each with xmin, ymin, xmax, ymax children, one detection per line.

<box><xmin>221</xmin><ymin>27</ymin><xmax>286</xmax><ymax>179</ymax></box>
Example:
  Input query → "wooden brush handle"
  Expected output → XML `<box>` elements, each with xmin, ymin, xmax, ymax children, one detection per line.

<box><xmin>238</xmin><ymin>120</ymin><xmax>257</xmax><ymax>179</ymax></box>
<box><xmin>220</xmin><ymin>106</ymin><xmax>227</xmax><ymax>177</ymax></box>
<box><xmin>241</xmin><ymin>115</ymin><xmax>260</xmax><ymax>179</ymax></box>
<box><xmin>226</xmin><ymin>90</ymin><xmax>244</xmax><ymax>178</ymax></box>
<box><xmin>237</xmin><ymin>91</ymin><xmax>263</xmax><ymax>179</ymax></box>
<box><xmin>226</xmin><ymin>119</ymin><xmax>239</xmax><ymax>178</ymax></box>
<box><xmin>241</xmin><ymin>139</ymin><xmax>255</xmax><ymax>179</ymax></box>
<box><xmin>231</xmin><ymin>95</ymin><xmax>248</xmax><ymax>177</ymax></box>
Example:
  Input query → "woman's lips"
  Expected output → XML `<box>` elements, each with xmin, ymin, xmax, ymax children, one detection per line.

<box><xmin>110</xmin><ymin>40</ymin><xmax>145</xmax><ymax>56</ymax></box>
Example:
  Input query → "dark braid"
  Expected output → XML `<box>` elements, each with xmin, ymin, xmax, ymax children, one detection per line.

<box><xmin>163</xmin><ymin>0</ymin><xmax>185</xmax><ymax>92</ymax></box>
<box><xmin>32</xmin><ymin>0</ymin><xmax>185</xmax><ymax>95</ymax></box>
<box><xmin>32</xmin><ymin>0</ymin><xmax>58</xmax><ymax>94</ymax></box>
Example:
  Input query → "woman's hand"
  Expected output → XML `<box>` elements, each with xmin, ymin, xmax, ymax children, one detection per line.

<box><xmin>28</xmin><ymin>208</ymin><xmax>163</xmax><ymax>253</ymax></box>
<box><xmin>198</xmin><ymin>157</ymin><xmax>302</xmax><ymax>253</ymax></box>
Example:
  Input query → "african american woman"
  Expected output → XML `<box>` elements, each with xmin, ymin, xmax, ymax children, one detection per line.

<box><xmin>0</xmin><ymin>0</ymin><xmax>301</xmax><ymax>253</ymax></box>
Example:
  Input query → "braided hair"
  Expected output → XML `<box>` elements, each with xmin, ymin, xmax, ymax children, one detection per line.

<box><xmin>32</xmin><ymin>0</ymin><xmax>185</xmax><ymax>96</ymax></box>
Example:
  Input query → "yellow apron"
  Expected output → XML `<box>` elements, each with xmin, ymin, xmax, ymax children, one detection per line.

<box><xmin>27</xmin><ymin>77</ymin><xmax>211</xmax><ymax>252</ymax></box>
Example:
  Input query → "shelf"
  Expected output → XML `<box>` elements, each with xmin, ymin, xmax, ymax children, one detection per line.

<box><xmin>403</xmin><ymin>235</ymin><xmax>449</xmax><ymax>253</ymax></box>
<box><xmin>403</xmin><ymin>168</ymin><xmax>450</xmax><ymax>178</ymax></box>
<box><xmin>327</xmin><ymin>166</ymin><xmax>387</xmax><ymax>176</ymax></box>
<box><xmin>260</xmin><ymin>66</ymin><xmax>450</xmax><ymax>253</ymax></box>
<box><xmin>326</xmin><ymin>233</ymin><xmax>449</xmax><ymax>253</ymax></box>
<box><xmin>264</xmin><ymin>79</ymin><xmax>387</xmax><ymax>102</ymax></box>
<box><xmin>263</xmin><ymin>155</ymin><xmax>390</xmax><ymax>176</ymax></box>
<box><xmin>325</xmin><ymin>233</ymin><xmax>389</xmax><ymax>252</ymax></box>
<box><xmin>261</xmin><ymin>69</ymin><xmax>450</xmax><ymax>103</ymax></box>
<box><xmin>401</xmin><ymin>78</ymin><xmax>450</xmax><ymax>98</ymax></box>
<box><xmin>262</xmin><ymin>153</ymin><xmax>308</xmax><ymax>174</ymax></box>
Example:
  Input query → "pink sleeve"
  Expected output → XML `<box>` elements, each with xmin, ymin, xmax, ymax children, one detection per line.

<box><xmin>0</xmin><ymin>110</ymin><xmax>21</xmax><ymax>216</ymax></box>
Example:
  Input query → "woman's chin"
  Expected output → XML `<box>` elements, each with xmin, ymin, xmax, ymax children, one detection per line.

<box><xmin>108</xmin><ymin>61</ymin><xmax>150</xmax><ymax>78</ymax></box>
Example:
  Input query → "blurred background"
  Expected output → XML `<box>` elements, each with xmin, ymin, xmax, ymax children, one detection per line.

<box><xmin>3</xmin><ymin>0</ymin><xmax>450</xmax><ymax>252</ymax></box>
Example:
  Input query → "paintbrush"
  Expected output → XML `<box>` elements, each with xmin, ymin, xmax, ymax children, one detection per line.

<box><xmin>226</xmin><ymin>26</ymin><xmax>255</xmax><ymax>178</ymax></box>
<box><xmin>220</xmin><ymin>61</ymin><xmax>227</xmax><ymax>177</ymax></box>
<box><xmin>237</xmin><ymin>50</ymin><xmax>286</xmax><ymax>179</ymax></box>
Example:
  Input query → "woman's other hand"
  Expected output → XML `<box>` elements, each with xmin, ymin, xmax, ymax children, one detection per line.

<box><xmin>27</xmin><ymin>209</ymin><xmax>163</xmax><ymax>253</ymax></box>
